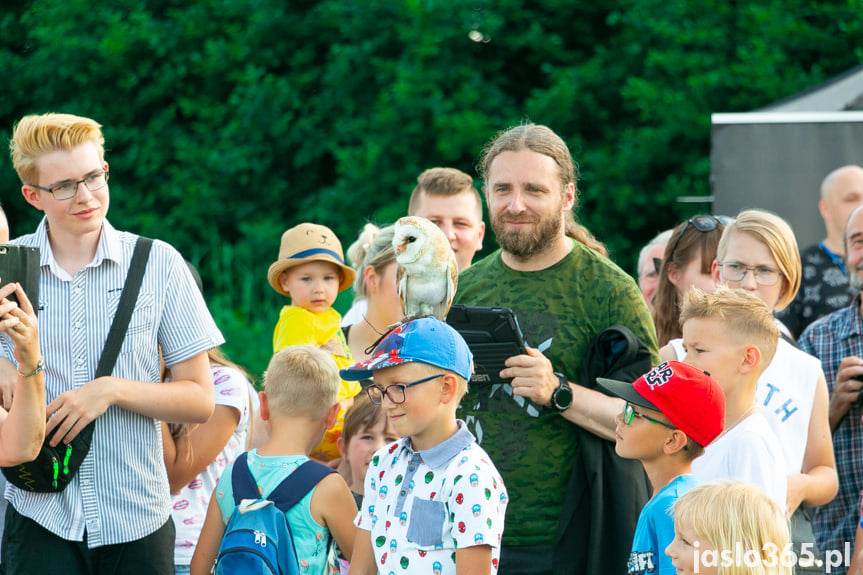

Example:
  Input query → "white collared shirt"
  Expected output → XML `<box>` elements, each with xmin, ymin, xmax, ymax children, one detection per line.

<box><xmin>0</xmin><ymin>218</ymin><xmax>224</xmax><ymax>547</ymax></box>
<box><xmin>356</xmin><ymin>421</ymin><xmax>508</xmax><ymax>574</ymax></box>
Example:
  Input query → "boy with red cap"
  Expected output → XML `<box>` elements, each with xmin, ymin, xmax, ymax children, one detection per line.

<box><xmin>598</xmin><ymin>360</ymin><xmax>726</xmax><ymax>575</ymax></box>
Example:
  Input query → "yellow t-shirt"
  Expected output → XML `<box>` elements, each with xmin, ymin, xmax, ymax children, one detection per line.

<box><xmin>273</xmin><ymin>305</ymin><xmax>361</xmax><ymax>461</ymax></box>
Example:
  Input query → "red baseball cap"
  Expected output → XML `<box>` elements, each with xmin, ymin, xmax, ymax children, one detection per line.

<box><xmin>597</xmin><ymin>361</ymin><xmax>726</xmax><ymax>447</ymax></box>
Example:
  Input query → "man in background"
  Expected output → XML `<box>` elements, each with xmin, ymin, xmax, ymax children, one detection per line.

<box><xmin>778</xmin><ymin>165</ymin><xmax>863</xmax><ymax>339</ymax></box>
<box><xmin>408</xmin><ymin>167</ymin><xmax>485</xmax><ymax>271</ymax></box>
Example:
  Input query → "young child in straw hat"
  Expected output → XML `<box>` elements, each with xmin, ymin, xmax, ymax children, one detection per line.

<box><xmin>268</xmin><ymin>222</ymin><xmax>360</xmax><ymax>461</ymax></box>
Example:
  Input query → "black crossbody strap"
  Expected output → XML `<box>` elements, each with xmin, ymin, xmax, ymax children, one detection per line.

<box><xmin>94</xmin><ymin>237</ymin><xmax>153</xmax><ymax>378</ymax></box>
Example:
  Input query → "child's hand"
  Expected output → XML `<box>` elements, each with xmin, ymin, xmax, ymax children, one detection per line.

<box><xmin>322</xmin><ymin>337</ymin><xmax>346</xmax><ymax>357</ymax></box>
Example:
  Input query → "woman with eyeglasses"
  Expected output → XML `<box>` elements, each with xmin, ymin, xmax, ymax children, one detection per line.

<box><xmin>652</xmin><ymin>215</ymin><xmax>729</xmax><ymax>347</ymax></box>
<box><xmin>666</xmin><ymin>210</ymin><xmax>837</xmax><ymax>551</ymax></box>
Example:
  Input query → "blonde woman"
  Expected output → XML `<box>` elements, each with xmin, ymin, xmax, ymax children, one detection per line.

<box><xmin>666</xmin><ymin>480</ymin><xmax>792</xmax><ymax>575</ymax></box>
<box><xmin>343</xmin><ymin>224</ymin><xmax>403</xmax><ymax>361</ymax></box>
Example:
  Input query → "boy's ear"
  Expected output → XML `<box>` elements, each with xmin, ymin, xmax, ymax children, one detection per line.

<box><xmin>21</xmin><ymin>185</ymin><xmax>44</xmax><ymax>211</ymax></box>
<box><xmin>336</xmin><ymin>435</ymin><xmax>346</xmax><ymax>457</ymax></box>
<box><xmin>664</xmin><ymin>429</ymin><xmax>689</xmax><ymax>456</ymax></box>
<box><xmin>739</xmin><ymin>343</ymin><xmax>762</xmax><ymax>374</ymax></box>
<box><xmin>439</xmin><ymin>373</ymin><xmax>460</xmax><ymax>405</ymax></box>
<box><xmin>259</xmin><ymin>391</ymin><xmax>271</xmax><ymax>422</ymax></box>
<box><xmin>324</xmin><ymin>402</ymin><xmax>341</xmax><ymax>431</ymax></box>
<box><xmin>278</xmin><ymin>271</ymin><xmax>291</xmax><ymax>297</ymax></box>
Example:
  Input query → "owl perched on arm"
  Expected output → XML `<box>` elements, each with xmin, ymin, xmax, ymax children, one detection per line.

<box><xmin>393</xmin><ymin>216</ymin><xmax>458</xmax><ymax>320</ymax></box>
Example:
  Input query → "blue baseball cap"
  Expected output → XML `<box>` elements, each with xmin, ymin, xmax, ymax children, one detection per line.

<box><xmin>340</xmin><ymin>316</ymin><xmax>473</xmax><ymax>381</ymax></box>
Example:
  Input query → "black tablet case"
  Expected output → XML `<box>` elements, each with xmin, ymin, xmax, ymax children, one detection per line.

<box><xmin>445</xmin><ymin>304</ymin><xmax>526</xmax><ymax>385</ymax></box>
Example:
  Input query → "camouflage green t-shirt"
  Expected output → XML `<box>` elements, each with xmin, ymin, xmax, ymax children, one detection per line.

<box><xmin>454</xmin><ymin>242</ymin><xmax>659</xmax><ymax>547</ymax></box>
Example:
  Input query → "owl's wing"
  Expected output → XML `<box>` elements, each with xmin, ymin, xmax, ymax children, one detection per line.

<box><xmin>438</xmin><ymin>250</ymin><xmax>459</xmax><ymax>320</ymax></box>
<box><xmin>396</xmin><ymin>264</ymin><xmax>409</xmax><ymax>319</ymax></box>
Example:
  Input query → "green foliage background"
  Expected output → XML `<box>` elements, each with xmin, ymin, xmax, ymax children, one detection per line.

<box><xmin>1</xmin><ymin>0</ymin><xmax>862</xmax><ymax>378</ymax></box>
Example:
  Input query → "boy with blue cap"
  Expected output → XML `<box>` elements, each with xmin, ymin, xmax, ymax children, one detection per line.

<box><xmin>342</xmin><ymin>316</ymin><xmax>508</xmax><ymax>575</ymax></box>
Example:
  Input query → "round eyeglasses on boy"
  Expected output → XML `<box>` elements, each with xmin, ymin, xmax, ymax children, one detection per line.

<box><xmin>29</xmin><ymin>170</ymin><xmax>109</xmax><ymax>201</ymax></box>
<box><xmin>366</xmin><ymin>373</ymin><xmax>445</xmax><ymax>405</ymax></box>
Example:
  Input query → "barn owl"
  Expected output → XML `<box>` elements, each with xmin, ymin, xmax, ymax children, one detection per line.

<box><xmin>393</xmin><ymin>216</ymin><xmax>458</xmax><ymax>320</ymax></box>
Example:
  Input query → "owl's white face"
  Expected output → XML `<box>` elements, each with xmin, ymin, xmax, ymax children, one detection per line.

<box><xmin>393</xmin><ymin>217</ymin><xmax>432</xmax><ymax>265</ymax></box>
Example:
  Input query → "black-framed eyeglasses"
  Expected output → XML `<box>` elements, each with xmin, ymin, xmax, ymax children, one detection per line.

<box><xmin>366</xmin><ymin>373</ymin><xmax>444</xmax><ymax>405</ymax></box>
<box><xmin>30</xmin><ymin>169</ymin><xmax>109</xmax><ymax>201</ymax></box>
<box><xmin>666</xmin><ymin>215</ymin><xmax>734</xmax><ymax>264</ymax></box>
<box><xmin>622</xmin><ymin>401</ymin><xmax>677</xmax><ymax>430</ymax></box>
<box><xmin>716</xmin><ymin>262</ymin><xmax>781</xmax><ymax>286</ymax></box>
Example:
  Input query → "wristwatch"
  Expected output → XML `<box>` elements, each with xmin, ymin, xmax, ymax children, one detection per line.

<box><xmin>551</xmin><ymin>372</ymin><xmax>573</xmax><ymax>412</ymax></box>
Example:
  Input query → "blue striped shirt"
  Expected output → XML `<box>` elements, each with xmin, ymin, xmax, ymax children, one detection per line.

<box><xmin>0</xmin><ymin>218</ymin><xmax>224</xmax><ymax>548</ymax></box>
<box><xmin>799</xmin><ymin>296</ymin><xmax>863</xmax><ymax>564</ymax></box>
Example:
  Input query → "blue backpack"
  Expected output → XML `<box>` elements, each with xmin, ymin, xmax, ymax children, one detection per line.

<box><xmin>214</xmin><ymin>452</ymin><xmax>335</xmax><ymax>575</ymax></box>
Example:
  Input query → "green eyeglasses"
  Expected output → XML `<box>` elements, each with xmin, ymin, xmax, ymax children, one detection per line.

<box><xmin>622</xmin><ymin>402</ymin><xmax>677</xmax><ymax>430</ymax></box>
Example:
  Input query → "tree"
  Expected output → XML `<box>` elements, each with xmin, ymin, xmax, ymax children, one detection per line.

<box><xmin>1</xmin><ymin>0</ymin><xmax>861</xmax><ymax>375</ymax></box>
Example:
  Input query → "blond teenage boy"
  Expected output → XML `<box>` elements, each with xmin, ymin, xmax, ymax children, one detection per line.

<box><xmin>191</xmin><ymin>345</ymin><xmax>358</xmax><ymax>575</ymax></box>
<box><xmin>268</xmin><ymin>222</ymin><xmax>360</xmax><ymax>461</ymax></box>
<box><xmin>679</xmin><ymin>286</ymin><xmax>788</xmax><ymax>511</ymax></box>
<box><xmin>3</xmin><ymin>113</ymin><xmax>222</xmax><ymax>573</ymax></box>
<box><xmin>341</xmin><ymin>317</ymin><xmax>507</xmax><ymax>575</ymax></box>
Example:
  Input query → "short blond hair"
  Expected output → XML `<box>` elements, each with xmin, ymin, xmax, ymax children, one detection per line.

<box><xmin>10</xmin><ymin>113</ymin><xmax>106</xmax><ymax>186</ymax></box>
<box><xmin>673</xmin><ymin>480</ymin><xmax>791</xmax><ymax>575</ymax></box>
<box><xmin>679</xmin><ymin>286</ymin><xmax>779</xmax><ymax>366</ymax></box>
<box><xmin>716</xmin><ymin>209</ymin><xmax>801</xmax><ymax>311</ymax></box>
<box><xmin>264</xmin><ymin>345</ymin><xmax>340</xmax><ymax>418</ymax></box>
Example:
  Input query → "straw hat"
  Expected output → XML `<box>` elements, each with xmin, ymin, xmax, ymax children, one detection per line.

<box><xmin>267</xmin><ymin>223</ymin><xmax>357</xmax><ymax>296</ymax></box>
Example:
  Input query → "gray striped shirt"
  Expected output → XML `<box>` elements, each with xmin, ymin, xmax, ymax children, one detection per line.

<box><xmin>0</xmin><ymin>218</ymin><xmax>224</xmax><ymax>547</ymax></box>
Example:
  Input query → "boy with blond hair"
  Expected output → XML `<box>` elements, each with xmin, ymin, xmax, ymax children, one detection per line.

<box><xmin>3</xmin><ymin>112</ymin><xmax>222</xmax><ymax>572</ymax></box>
<box><xmin>191</xmin><ymin>345</ymin><xmax>358</xmax><ymax>575</ymax></box>
<box><xmin>597</xmin><ymin>361</ymin><xmax>725</xmax><ymax>574</ymax></box>
<box><xmin>679</xmin><ymin>286</ymin><xmax>788</xmax><ymax>510</ymax></box>
<box><xmin>341</xmin><ymin>316</ymin><xmax>507</xmax><ymax>575</ymax></box>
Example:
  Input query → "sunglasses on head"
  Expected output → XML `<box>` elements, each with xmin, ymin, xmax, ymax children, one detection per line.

<box><xmin>664</xmin><ymin>215</ymin><xmax>734</xmax><ymax>267</ymax></box>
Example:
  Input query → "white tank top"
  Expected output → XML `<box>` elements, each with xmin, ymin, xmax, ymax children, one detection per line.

<box><xmin>668</xmin><ymin>337</ymin><xmax>819</xmax><ymax>474</ymax></box>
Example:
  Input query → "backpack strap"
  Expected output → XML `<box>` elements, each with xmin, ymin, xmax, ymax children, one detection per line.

<box><xmin>231</xmin><ymin>452</ymin><xmax>259</xmax><ymax>504</ymax></box>
<box><xmin>268</xmin><ymin>461</ymin><xmax>336</xmax><ymax>512</ymax></box>
<box><xmin>230</xmin><ymin>452</ymin><xmax>335</xmax><ymax>511</ymax></box>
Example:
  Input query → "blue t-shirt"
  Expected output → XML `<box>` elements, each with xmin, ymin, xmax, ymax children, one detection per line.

<box><xmin>628</xmin><ymin>474</ymin><xmax>698</xmax><ymax>575</ymax></box>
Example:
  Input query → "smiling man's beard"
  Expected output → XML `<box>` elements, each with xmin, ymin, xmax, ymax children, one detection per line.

<box><xmin>491</xmin><ymin>198</ymin><xmax>565</xmax><ymax>259</ymax></box>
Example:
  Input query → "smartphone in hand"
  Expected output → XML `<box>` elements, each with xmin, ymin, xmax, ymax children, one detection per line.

<box><xmin>0</xmin><ymin>245</ymin><xmax>40</xmax><ymax>311</ymax></box>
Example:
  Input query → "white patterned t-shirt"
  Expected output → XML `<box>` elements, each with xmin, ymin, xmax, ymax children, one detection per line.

<box><xmin>355</xmin><ymin>421</ymin><xmax>507</xmax><ymax>574</ymax></box>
